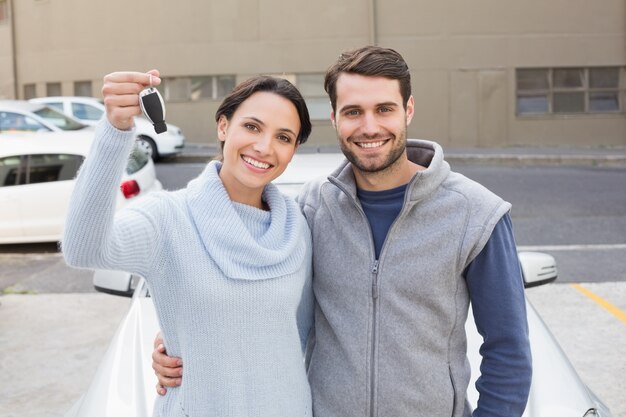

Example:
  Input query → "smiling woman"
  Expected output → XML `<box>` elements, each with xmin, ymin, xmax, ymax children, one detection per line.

<box><xmin>217</xmin><ymin>92</ymin><xmax>301</xmax><ymax>208</ymax></box>
<box><xmin>61</xmin><ymin>71</ymin><xmax>315</xmax><ymax>417</ymax></box>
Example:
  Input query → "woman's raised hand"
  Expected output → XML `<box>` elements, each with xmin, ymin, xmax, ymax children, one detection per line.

<box><xmin>101</xmin><ymin>69</ymin><xmax>161</xmax><ymax>131</ymax></box>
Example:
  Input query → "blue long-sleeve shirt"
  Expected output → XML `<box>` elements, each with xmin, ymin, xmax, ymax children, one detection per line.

<box><xmin>358</xmin><ymin>185</ymin><xmax>531</xmax><ymax>417</ymax></box>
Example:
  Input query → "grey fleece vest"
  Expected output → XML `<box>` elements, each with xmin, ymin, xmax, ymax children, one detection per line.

<box><xmin>299</xmin><ymin>139</ymin><xmax>511</xmax><ymax>417</ymax></box>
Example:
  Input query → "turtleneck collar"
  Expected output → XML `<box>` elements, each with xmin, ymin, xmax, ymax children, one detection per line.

<box><xmin>185</xmin><ymin>161</ymin><xmax>307</xmax><ymax>280</ymax></box>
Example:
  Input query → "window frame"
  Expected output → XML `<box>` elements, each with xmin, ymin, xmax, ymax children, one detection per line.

<box><xmin>159</xmin><ymin>75</ymin><xmax>236</xmax><ymax>102</ymax></box>
<box><xmin>74</xmin><ymin>81</ymin><xmax>93</xmax><ymax>97</ymax></box>
<box><xmin>516</xmin><ymin>67</ymin><xmax>624</xmax><ymax>117</ymax></box>
<box><xmin>296</xmin><ymin>73</ymin><xmax>331</xmax><ymax>121</ymax></box>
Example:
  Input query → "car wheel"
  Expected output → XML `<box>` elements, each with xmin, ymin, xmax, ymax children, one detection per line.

<box><xmin>136</xmin><ymin>136</ymin><xmax>159</xmax><ymax>161</ymax></box>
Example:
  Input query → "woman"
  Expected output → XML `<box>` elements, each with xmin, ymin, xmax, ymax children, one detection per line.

<box><xmin>63</xmin><ymin>70</ymin><xmax>314</xmax><ymax>416</ymax></box>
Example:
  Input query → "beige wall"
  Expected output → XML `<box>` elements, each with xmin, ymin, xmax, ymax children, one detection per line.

<box><xmin>1</xmin><ymin>0</ymin><xmax>625</xmax><ymax>147</ymax></box>
<box><xmin>0</xmin><ymin>23</ymin><xmax>14</xmax><ymax>99</ymax></box>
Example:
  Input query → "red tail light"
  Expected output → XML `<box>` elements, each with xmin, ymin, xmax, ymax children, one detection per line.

<box><xmin>120</xmin><ymin>180</ymin><xmax>141</xmax><ymax>199</ymax></box>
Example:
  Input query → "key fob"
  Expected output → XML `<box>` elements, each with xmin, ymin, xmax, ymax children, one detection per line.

<box><xmin>139</xmin><ymin>87</ymin><xmax>167</xmax><ymax>134</ymax></box>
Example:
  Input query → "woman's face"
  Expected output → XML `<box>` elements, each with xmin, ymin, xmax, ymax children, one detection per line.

<box><xmin>217</xmin><ymin>91</ymin><xmax>300</xmax><ymax>206</ymax></box>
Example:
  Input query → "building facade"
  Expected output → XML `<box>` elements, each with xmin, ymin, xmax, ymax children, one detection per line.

<box><xmin>1</xmin><ymin>0</ymin><xmax>625</xmax><ymax>147</ymax></box>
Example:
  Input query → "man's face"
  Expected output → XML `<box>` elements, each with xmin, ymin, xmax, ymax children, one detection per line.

<box><xmin>331</xmin><ymin>73</ymin><xmax>414</xmax><ymax>174</ymax></box>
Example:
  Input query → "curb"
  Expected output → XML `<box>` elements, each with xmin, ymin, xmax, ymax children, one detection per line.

<box><xmin>444</xmin><ymin>154</ymin><xmax>626</xmax><ymax>167</ymax></box>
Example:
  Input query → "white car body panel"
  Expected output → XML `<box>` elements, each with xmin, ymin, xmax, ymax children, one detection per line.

<box><xmin>65</xmin><ymin>153</ymin><xmax>612</xmax><ymax>417</ymax></box>
<box><xmin>66</xmin><ymin>293</ymin><xmax>159</xmax><ymax>417</ymax></box>
<box><xmin>17</xmin><ymin>179</ymin><xmax>75</xmax><ymax>240</ymax></box>
<box><xmin>0</xmin><ymin>187</ymin><xmax>22</xmax><ymax>239</ymax></box>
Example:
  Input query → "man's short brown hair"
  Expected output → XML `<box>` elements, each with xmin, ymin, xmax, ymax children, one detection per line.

<box><xmin>324</xmin><ymin>46</ymin><xmax>412</xmax><ymax>112</ymax></box>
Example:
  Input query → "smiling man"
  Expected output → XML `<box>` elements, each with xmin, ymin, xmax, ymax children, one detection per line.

<box><xmin>297</xmin><ymin>46</ymin><xmax>531</xmax><ymax>417</ymax></box>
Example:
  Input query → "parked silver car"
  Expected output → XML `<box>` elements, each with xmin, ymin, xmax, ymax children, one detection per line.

<box><xmin>65</xmin><ymin>153</ymin><xmax>613</xmax><ymax>417</ymax></box>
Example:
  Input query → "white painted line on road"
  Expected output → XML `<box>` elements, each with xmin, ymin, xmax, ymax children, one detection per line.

<box><xmin>518</xmin><ymin>244</ymin><xmax>626</xmax><ymax>252</ymax></box>
<box><xmin>571</xmin><ymin>284</ymin><xmax>626</xmax><ymax>326</ymax></box>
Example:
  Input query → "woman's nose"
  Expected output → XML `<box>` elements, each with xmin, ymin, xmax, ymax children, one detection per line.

<box><xmin>252</xmin><ymin>134</ymin><xmax>272</xmax><ymax>154</ymax></box>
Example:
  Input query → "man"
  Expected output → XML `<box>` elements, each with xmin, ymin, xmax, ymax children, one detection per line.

<box><xmin>153</xmin><ymin>46</ymin><xmax>532</xmax><ymax>417</ymax></box>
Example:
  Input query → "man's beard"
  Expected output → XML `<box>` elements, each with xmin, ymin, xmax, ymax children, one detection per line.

<box><xmin>339</xmin><ymin>129</ymin><xmax>407</xmax><ymax>174</ymax></box>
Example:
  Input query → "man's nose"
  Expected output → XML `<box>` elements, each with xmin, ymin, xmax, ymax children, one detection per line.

<box><xmin>360</xmin><ymin>112</ymin><xmax>379</xmax><ymax>137</ymax></box>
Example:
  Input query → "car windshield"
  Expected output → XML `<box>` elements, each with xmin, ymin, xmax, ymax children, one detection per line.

<box><xmin>32</xmin><ymin>106</ymin><xmax>87</xmax><ymax>131</ymax></box>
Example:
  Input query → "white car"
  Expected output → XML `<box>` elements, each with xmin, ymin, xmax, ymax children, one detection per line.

<box><xmin>0</xmin><ymin>131</ymin><xmax>162</xmax><ymax>244</ymax></box>
<box><xmin>30</xmin><ymin>96</ymin><xmax>186</xmax><ymax>160</ymax></box>
<box><xmin>0</xmin><ymin>100</ymin><xmax>92</xmax><ymax>134</ymax></box>
<box><xmin>65</xmin><ymin>153</ymin><xmax>613</xmax><ymax>417</ymax></box>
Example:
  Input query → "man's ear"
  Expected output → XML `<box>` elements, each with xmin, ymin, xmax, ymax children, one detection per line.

<box><xmin>330</xmin><ymin>110</ymin><xmax>336</xmax><ymax>129</ymax></box>
<box><xmin>405</xmin><ymin>96</ymin><xmax>415</xmax><ymax>126</ymax></box>
<box><xmin>217</xmin><ymin>115</ymin><xmax>228</xmax><ymax>142</ymax></box>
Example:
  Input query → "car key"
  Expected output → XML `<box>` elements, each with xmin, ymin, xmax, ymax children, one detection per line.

<box><xmin>139</xmin><ymin>75</ymin><xmax>167</xmax><ymax>134</ymax></box>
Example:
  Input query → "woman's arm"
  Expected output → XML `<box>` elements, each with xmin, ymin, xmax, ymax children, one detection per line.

<box><xmin>62</xmin><ymin>71</ymin><xmax>162</xmax><ymax>275</ymax></box>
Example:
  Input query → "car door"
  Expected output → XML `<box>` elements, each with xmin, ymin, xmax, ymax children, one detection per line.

<box><xmin>17</xmin><ymin>153</ymin><xmax>84</xmax><ymax>242</ymax></box>
<box><xmin>0</xmin><ymin>155</ymin><xmax>25</xmax><ymax>241</ymax></box>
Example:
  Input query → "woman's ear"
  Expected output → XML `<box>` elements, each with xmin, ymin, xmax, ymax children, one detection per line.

<box><xmin>217</xmin><ymin>115</ymin><xmax>229</xmax><ymax>142</ymax></box>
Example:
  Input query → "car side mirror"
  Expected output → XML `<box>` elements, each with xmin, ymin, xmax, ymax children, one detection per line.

<box><xmin>93</xmin><ymin>269</ymin><xmax>136</xmax><ymax>297</ymax></box>
<box><xmin>518</xmin><ymin>251</ymin><xmax>558</xmax><ymax>288</ymax></box>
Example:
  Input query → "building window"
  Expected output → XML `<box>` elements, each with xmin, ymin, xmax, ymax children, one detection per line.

<box><xmin>159</xmin><ymin>75</ymin><xmax>235</xmax><ymax>102</ymax></box>
<box><xmin>296</xmin><ymin>73</ymin><xmax>330</xmax><ymax>121</ymax></box>
<box><xmin>589</xmin><ymin>68</ymin><xmax>620</xmax><ymax>112</ymax></box>
<box><xmin>46</xmin><ymin>82</ymin><xmax>62</xmax><ymax>97</ymax></box>
<box><xmin>516</xmin><ymin>67</ymin><xmax>623</xmax><ymax>116</ymax></box>
<box><xmin>23</xmin><ymin>84</ymin><xmax>37</xmax><ymax>100</ymax></box>
<box><xmin>74</xmin><ymin>81</ymin><xmax>92</xmax><ymax>97</ymax></box>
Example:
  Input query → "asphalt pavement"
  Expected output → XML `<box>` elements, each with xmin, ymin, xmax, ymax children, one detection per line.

<box><xmin>1</xmin><ymin>144</ymin><xmax>625</xmax><ymax>417</ymax></box>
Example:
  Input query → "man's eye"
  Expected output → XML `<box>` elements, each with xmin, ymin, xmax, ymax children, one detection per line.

<box><xmin>345</xmin><ymin>110</ymin><xmax>360</xmax><ymax>116</ymax></box>
<box><xmin>379</xmin><ymin>107</ymin><xmax>392</xmax><ymax>113</ymax></box>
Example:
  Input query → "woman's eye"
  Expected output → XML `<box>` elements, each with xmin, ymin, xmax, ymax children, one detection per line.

<box><xmin>245</xmin><ymin>123</ymin><xmax>259</xmax><ymax>131</ymax></box>
<box><xmin>278</xmin><ymin>134</ymin><xmax>292</xmax><ymax>143</ymax></box>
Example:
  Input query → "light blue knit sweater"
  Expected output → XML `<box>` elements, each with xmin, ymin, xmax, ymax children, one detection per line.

<box><xmin>63</xmin><ymin>120</ymin><xmax>314</xmax><ymax>417</ymax></box>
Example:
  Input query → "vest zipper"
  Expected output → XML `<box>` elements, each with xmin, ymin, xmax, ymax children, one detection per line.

<box><xmin>370</xmin><ymin>259</ymin><xmax>379</xmax><ymax>417</ymax></box>
<box><xmin>372</xmin><ymin>260</ymin><xmax>379</xmax><ymax>299</ymax></box>
<box><xmin>328</xmin><ymin>177</ymin><xmax>410</xmax><ymax>417</ymax></box>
